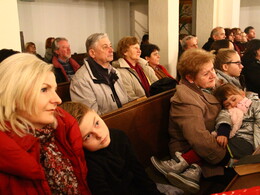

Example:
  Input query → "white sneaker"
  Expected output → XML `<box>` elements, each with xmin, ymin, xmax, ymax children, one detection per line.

<box><xmin>151</xmin><ymin>152</ymin><xmax>189</xmax><ymax>176</ymax></box>
<box><xmin>166</xmin><ymin>164</ymin><xmax>202</xmax><ymax>193</ymax></box>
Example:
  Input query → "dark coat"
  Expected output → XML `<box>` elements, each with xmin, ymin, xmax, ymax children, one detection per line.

<box><xmin>202</xmin><ymin>37</ymin><xmax>214</xmax><ymax>51</ymax></box>
<box><xmin>242</xmin><ymin>58</ymin><xmax>260</xmax><ymax>97</ymax></box>
<box><xmin>52</xmin><ymin>56</ymin><xmax>80</xmax><ymax>82</ymax></box>
<box><xmin>84</xmin><ymin>129</ymin><xmax>162</xmax><ymax>195</ymax></box>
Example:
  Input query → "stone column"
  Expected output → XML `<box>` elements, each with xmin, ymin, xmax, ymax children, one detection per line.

<box><xmin>148</xmin><ymin>0</ymin><xmax>179</xmax><ymax>78</ymax></box>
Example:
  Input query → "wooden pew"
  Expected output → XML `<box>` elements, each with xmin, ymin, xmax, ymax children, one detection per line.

<box><xmin>71</xmin><ymin>53</ymin><xmax>86</xmax><ymax>66</ymax></box>
<box><xmin>101</xmin><ymin>89</ymin><xmax>175</xmax><ymax>168</ymax></box>
<box><xmin>57</xmin><ymin>81</ymin><xmax>71</xmax><ymax>102</ymax></box>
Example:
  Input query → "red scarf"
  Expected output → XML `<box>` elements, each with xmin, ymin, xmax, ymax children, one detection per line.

<box><xmin>125</xmin><ymin>59</ymin><xmax>150</xmax><ymax>96</ymax></box>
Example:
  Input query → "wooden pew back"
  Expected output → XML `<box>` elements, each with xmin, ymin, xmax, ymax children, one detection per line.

<box><xmin>101</xmin><ymin>89</ymin><xmax>175</xmax><ymax>167</ymax></box>
<box><xmin>71</xmin><ymin>53</ymin><xmax>86</xmax><ymax>66</ymax></box>
<box><xmin>57</xmin><ymin>81</ymin><xmax>71</xmax><ymax>102</ymax></box>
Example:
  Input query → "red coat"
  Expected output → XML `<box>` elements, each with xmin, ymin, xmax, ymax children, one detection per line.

<box><xmin>0</xmin><ymin>107</ymin><xmax>91</xmax><ymax>195</ymax></box>
<box><xmin>157</xmin><ymin>64</ymin><xmax>174</xmax><ymax>79</ymax></box>
<box><xmin>52</xmin><ymin>56</ymin><xmax>80</xmax><ymax>82</ymax></box>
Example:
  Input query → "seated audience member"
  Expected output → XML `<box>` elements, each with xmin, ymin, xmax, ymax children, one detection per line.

<box><xmin>140</xmin><ymin>43</ymin><xmax>174</xmax><ymax>79</ymax></box>
<box><xmin>52</xmin><ymin>37</ymin><xmax>80</xmax><ymax>82</ymax></box>
<box><xmin>210</xmin><ymin>39</ymin><xmax>234</xmax><ymax>54</ymax></box>
<box><xmin>0</xmin><ymin>53</ymin><xmax>91</xmax><ymax>194</ymax></box>
<box><xmin>151</xmin><ymin>49</ymin><xmax>236</xmax><ymax>194</ymax></box>
<box><xmin>70</xmin><ymin>33</ymin><xmax>129</xmax><ymax>115</ymax></box>
<box><xmin>244</xmin><ymin>26</ymin><xmax>256</xmax><ymax>42</ymax></box>
<box><xmin>177</xmin><ymin>35</ymin><xmax>199</xmax><ymax>80</ymax></box>
<box><xmin>181</xmin><ymin>35</ymin><xmax>198</xmax><ymax>51</ymax></box>
<box><xmin>24</xmin><ymin>42</ymin><xmax>44</xmax><ymax>60</ymax></box>
<box><xmin>44</xmin><ymin>37</ymin><xmax>55</xmax><ymax>63</ymax></box>
<box><xmin>231</xmin><ymin>28</ymin><xmax>245</xmax><ymax>56</ymax></box>
<box><xmin>0</xmin><ymin>48</ymin><xmax>19</xmax><ymax>62</ymax></box>
<box><xmin>178</xmin><ymin>35</ymin><xmax>199</xmax><ymax>58</ymax></box>
<box><xmin>240</xmin><ymin>32</ymin><xmax>248</xmax><ymax>52</ymax></box>
<box><xmin>60</xmin><ymin>101</ymin><xmax>165</xmax><ymax>195</ymax></box>
<box><xmin>225</xmin><ymin>28</ymin><xmax>235</xmax><ymax>43</ymax></box>
<box><xmin>152</xmin><ymin>83</ymin><xmax>259</xmax><ymax>194</ymax></box>
<box><xmin>214</xmin><ymin>49</ymin><xmax>244</xmax><ymax>89</ymax></box>
<box><xmin>112</xmin><ymin>36</ymin><xmax>158</xmax><ymax>101</ymax></box>
<box><xmin>141</xmin><ymin>34</ymin><xmax>149</xmax><ymax>45</ymax></box>
<box><xmin>178</xmin><ymin>34</ymin><xmax>188</xmax><ymax>57</ymax></box>
<box><xmin>213</xmin><ymin>83</ymin><xmax>259</xmax><ymax>158</ymax></box>
<box><xmin>242</xmin><ymin>39</ymin><xmax>260</xmax><ymax>96</ymax></box>
<box><xmin>241</xmin><ymin>32</ymin><xmax>248</xmax><ymax>43</ymax></box>
<box><xmin>202</xmin><ymin>26</ymin><xmax>226</xmax><ymax>51</ymax></box>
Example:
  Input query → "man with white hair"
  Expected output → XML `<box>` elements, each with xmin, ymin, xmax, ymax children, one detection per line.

<box><xmin>52</xmin><ymin>37</ymin><xmax>80</xmax><ymax>82</ymax></box>
<box><xmin>181</xmin><ymin>35</ymin><xmax>198</xmax><ymax>51</ymax></box>
<box><xmin>70</xmin><ymin>33</ymin><xmax>129</xmax><ymax>115</ymax></box>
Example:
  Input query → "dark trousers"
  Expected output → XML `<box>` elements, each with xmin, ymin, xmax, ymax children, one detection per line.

<box><xmin>200</xmin><ymin>167</ymin><xmax>237</xmax><ymax>194</ymax></box>
<box><xmin>228</xmin><ymin>137</ymin><xmax>254</xmax><ymax>159</ymax></box>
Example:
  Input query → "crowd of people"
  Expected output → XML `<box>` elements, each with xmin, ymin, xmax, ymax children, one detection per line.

<box><xmin>0</xmin><ymin>25</ymin><xmax>259</xmax><ymax>194</ymax></box>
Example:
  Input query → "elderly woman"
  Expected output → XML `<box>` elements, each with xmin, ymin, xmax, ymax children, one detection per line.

<box><xmin>151</xmin><ymin>49</ymin><xmax>235</xmax><ymax>193</ymax></box>
<box><xmin>112</xmin><ymin>36</ymin><xmax>158</xmax><ymax>101</ymax></box>
<box><xmin>214</xmin><ymin>49</ymin><xmax>244</xmax><ymax>89</ymax></box>
<box><xmin>0</xmin><ymin>53</ymin><xmax>91</xmax><ymax>194</ymax></box>
<box><xmin>242</xmin><ymin>39</ymin><xmax>260</xmax><ymax>96</ymax></box>
<box><xmin>140</xmin><ymin>43</ymin><xmax>175</xmax><ymax>79</ymax></box>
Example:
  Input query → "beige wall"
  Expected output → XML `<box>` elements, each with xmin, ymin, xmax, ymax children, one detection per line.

<box><xmin>1</xmin><ymin>0</ymin><xmax>259</xmax><ymax>61</ymax></box>
<box><xmin>240</xmin><ymin>0</ymin><xmax>260</xmax><ymax>37</ymax></box>
<box><xmin>0</xmin><ymin>0</ymin><xmax>21</xmax><ymax>51</ymax></box>
<box><xmin>196</xmin><ymin>0</ymin><xmax>241</xmax><ymax>48</ymax></box>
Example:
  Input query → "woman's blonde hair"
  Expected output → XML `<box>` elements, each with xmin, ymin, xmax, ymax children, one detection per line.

<box><xmin>60</xmin><ymin>102</ymin><xmax>92</xmax><ymax>124</ymax></box>
<box><xmin>178</xmin><ymin>48</ymin><xmax>215</xmax><ymax>80</ymax></box>
<box><xmin>116</xmin><ymin>36</ymin><xmax>139</xmax><ymax>58</ymax></box>
<box><xmin>0</xmin><ymin>53</ymin><xmax>54</xmax><ymax>136</ymax></box>
<box><xmin>214</xmin><ymin>49</ymin><xmax>238</xmax><ymax>71</ymax></box>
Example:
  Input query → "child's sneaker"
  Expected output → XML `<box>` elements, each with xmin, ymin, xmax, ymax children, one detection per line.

<box><xmin>166</xmin><ymin>163</ymin><xmax>201</xmax><ymax>193</ymax></box>
<box><xmin>150</xmin><ymin>152</ymin><xmax>189</xmax><ymax>176</ymax></box>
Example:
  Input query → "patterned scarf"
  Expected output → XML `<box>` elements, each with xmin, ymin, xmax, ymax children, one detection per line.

<box><xmin>35</xmin><ymin>125</ymin><xmax>80</xmax><ymax>195</ymax></box>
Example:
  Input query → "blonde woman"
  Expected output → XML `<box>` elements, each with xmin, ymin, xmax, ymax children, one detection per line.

<box><xmin>0</xmin><ymin>53</ymin><xmax>91</xmax><ymax>194</ymax></box>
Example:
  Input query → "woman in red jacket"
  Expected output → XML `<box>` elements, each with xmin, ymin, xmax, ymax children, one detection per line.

<box><xmin>0</xmin><ymin>53</ymin><xmax>91</xmax><ymax>195</ymax></box>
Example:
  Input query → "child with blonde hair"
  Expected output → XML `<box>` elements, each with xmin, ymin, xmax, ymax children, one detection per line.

<box><xmin>60</xmin><ymin>102</ymin><xmax>166</xmax><ymax>195</ymax></box>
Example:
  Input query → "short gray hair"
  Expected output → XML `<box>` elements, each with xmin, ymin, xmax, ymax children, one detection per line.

<box><xmin>85</xmin><ymin>33</ymin><xmax>108</xmax><ymax>56</ymax></box>
<box><xmin>52</xmin><ymin>37</ymin><xmax>68</xmax><ymax>55</ymax></box>
<box><xmin>210</xmin><ymin>27</ymin><xmax>224</xmax><ymax>38</ymax></box>
<box><xmin>181</xmin><ymin>35</ymin><xmax>197</xmax><ymax>50</ymax></box>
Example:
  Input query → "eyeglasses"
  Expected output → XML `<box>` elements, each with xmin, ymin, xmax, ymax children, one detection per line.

<box><xmin>226</xmin><ymin>61</ymin><xmax>243</xmax><ymax>66</ymax></box>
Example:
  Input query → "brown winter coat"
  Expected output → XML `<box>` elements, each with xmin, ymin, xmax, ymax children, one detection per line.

<box><xmin>168</xmin><ymin>79</ymin><xmax>226</xmax><ymax>177</ymax></box>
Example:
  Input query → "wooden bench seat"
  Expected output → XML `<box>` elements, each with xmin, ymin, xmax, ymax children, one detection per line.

<box><xmin>101</xmin><ymin>89</ymin><xmax>175</xmax><ymax>167</ymax></box>
<box><xmin>57</xmin><ymin>81</ymin><xmax>71</xmax><ymax>102</ymax></box>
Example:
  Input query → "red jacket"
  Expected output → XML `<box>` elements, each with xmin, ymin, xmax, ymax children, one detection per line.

<box><xmin>157</xmin><ymin>64</ymin><xmax>175</xmax><ymax>79</ymax></box>
<box><xmin>0</xmin><ymin>107</ymin><xmax>91</xmax><ymax>195</ymax></box>
<box><xmin>52</xmin><ymin>56</ymin><xmax>80</xmax><ymax>82</ymax></box>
